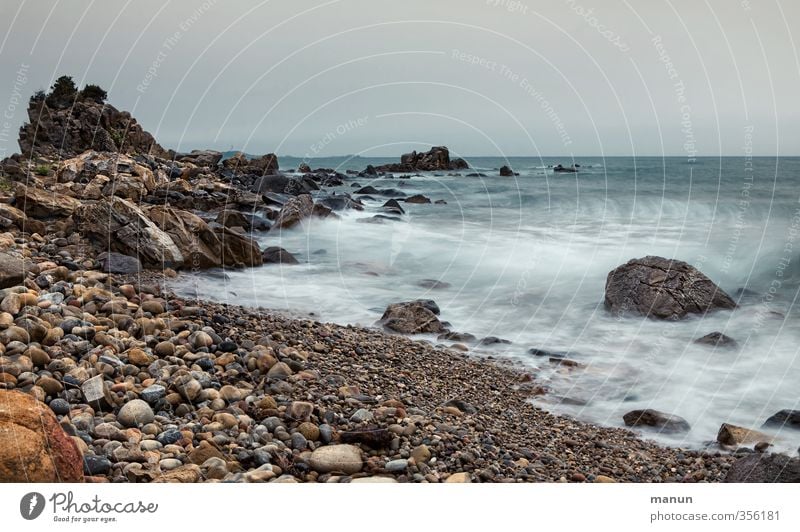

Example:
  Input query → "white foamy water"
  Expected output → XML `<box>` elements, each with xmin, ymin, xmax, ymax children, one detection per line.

<box><xmin>173</xmin><ymin>156</ymin><xmax>800</xmax><ymax>451</ymax></box>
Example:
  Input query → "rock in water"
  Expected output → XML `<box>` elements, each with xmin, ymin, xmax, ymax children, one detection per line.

<box><xmin>499</xmin><ymin>165</ymin><xmax>514</xmax><ymax>176</ymax></box>
<box><xmin>380</xmin><ymin>300</ymin><xmax>445</xmax><ymax>334</ymax></box>
<box><xmin>717</xmin><ymin>423</ymin><xmax>772</xmax><ymax>445</ymax></box>
<box><xmin>262</xmin><ymin>247</ymin><xmax>299</xmax><ymax>265</ymax></box>
<box><xmin>0</xmin><ymin>390</ymin><xmax>83</xmax><ymax>481</ymax></box>
<box><xmin>604</xmin><ymin>256</ymin><xmax>736</xmax><ymax>320</ymax></box>
<box><xmin>762</xmin><ymin>410</ymin><xmax>800</xmax><ymax>430</ymax></box>
<box><xmin>622</xmin><ymin>409</ymin><xmax>690</xmax><ymax>433</ymax></box>
<box><xmin>274</xmin><ymin>194</ymin><xmax>314</xmax><ymax>230</ymax></box>
<box><xmin>694</xmin><ymin>332</ymin><xmax>738</xmax><ymax>347</ymax></box>
<box><xmin>724</xmin><ymin>453</ymin><xmax>800</xmax><ymax>482</ymax></box>
<box><xmin>308</xmin><ymin>444</ymin><xmax>363</xmax><ymax>474</ymax></box>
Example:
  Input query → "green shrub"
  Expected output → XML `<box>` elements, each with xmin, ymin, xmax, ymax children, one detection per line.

<box><xmin>34</xmin><ymin>164</ymin><xmax>50</xmax><ymax>176</ymax></box>
<box><xmin>81</xmin><ymin>84</ymin><xmax>107</xmax><ymax>104</ymax></box>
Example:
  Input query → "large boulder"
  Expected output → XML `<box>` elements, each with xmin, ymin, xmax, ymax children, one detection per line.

<box><xmin>148</xmin><ymin>206</ymin><xmax>262</xmax><ymax>269</ymax></box>
<box><xmin>262</xmin><ymin>247</ymin><xmax>299</xmax><ymax>265</ymax></box>
<box><xmin>212</xmin><ymin>225</ymin><xmax>262</xmax><ymax>268</ymax></box>
<box><xmin>762</xmin><ymin>410</ymin><xmax>800</xmax><ymax>430</ymax></box>
<box><xmin>15</xmin><ymin>184</ymin><xmax>81</xmax><ymax>219</ymax></box>
<box><xmin>724</xmin><ymin>453</ymin><xmax>800</xmax><ymax>482</ymax></box>
<box><xmin>274</xmin><ymin>194</ymin><xmax>314</xmax><ymax>230</ymax></box>
<box><xmin>0</xmin><ymin>390</ymin><xmax>84</xmax><ymax>482</ymax></box>
<box><xmin>75</xmin><ymin>196</ymin><xmax>183</xmax><ymax>268</ymax></box>
<box><xmin>604</xmin><ymin>256</ymin><xmax>736</xmax><ymax>320</ymax></box>
<box><xmin>380</xmin><ymin>300</ymin><xmax>445</xmax><ymax>334</ymax></box>
<box><xmin>148</xmin><ymin>206</ymin><xmax>222</xmax><ymax>269</ymax></box>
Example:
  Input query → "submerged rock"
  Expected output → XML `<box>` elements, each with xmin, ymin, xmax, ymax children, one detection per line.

<box><xmin>604</xmin><ymin>256</ymin><xmax>736</xmax><ymax>320</ymax></box>
<box><xmin>694</xmin><ymin>332</ymin><xmax>738</xmax><ymax>348</ymax></box>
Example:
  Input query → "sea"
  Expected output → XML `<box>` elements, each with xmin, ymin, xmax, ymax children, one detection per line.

<box><xmin>172</xmin><ymin>155</ymin><xmax>800</xmax><ymax>451</ymax></box>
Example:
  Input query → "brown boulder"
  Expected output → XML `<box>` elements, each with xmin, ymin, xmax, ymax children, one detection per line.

<box><xmin>148</xmin><ymin>206</ymin><xmax>221</xmax><ymax>269</ymax></box>
<box><xmin>15</xmin><ymin>184</ymin><xmax>81</xmax><ymax>219</ymax></box>
<box><xmin>717</xmin><ymin>423</ymin><xmax>772</xmax><ymax>446</ymax></box>
<box><xmin>75</xmin><ymin>196</ymin><xmax>183</xmax><ymax>268</ymax></box>
<box><xmin>274</xmin><ymin>194</ymin><xmax>314</xmax><ymax>230</ymax></box>
<box><xmin>380</xmin><ymin>300</ymin><xmax>445</xmax><ymax>334</ymax></box>
<box><xmin>0</xmin><ymin>390</ymin><xmax>83</xmax><ymax>482</ymax></box>
<box><xmin>213</xmin><ymin>225</ymin><xmax>262</xmax><ymax>268</ymax></box>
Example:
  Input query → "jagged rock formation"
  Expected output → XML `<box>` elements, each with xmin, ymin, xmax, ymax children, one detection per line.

<box><xmin>375</xmin><ymin>146</ymin><xmax>468</xmax><ymax>173</ymax></box>
<box><xmin>18</xmin><ymin>93</ymin><xmax>169</xmax><ymax>159</ymax></box>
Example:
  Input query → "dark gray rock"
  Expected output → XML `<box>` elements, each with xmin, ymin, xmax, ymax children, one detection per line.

<box><xmin>762</xmin><ymin>410</ymin><xmax>800</xmax><ymax>430</ymax></box>
<box><xmin>605</xmin><ymin>256</ymin><xmax>736</xmax><ymax>320</ymax></box>
<box><xmin>97</xmin><ymin>252</ymin><xmax>142</xmax><ymax>274</ymax></box>
<box><xmin>262</xmin><ymin>247</ymin><xmax>299</xmax><ymax>265</ymax></box>
<box><xmin>622</xmin><ymin>409</ymin><xmax>690</xmax><ymax>433</ymax></box>
<box><xmin>694</xmin><ymin>332</ymin><xmax>738</xmax><ymax>347</ymax></box>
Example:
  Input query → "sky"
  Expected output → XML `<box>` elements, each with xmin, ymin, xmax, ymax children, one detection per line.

<box><xmin>0</xmin><ymin>0</ymin><xmax>798</xmax><ymax>158</ymax></box>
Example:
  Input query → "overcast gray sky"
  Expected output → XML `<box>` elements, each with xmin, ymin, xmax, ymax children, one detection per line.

<box><xmin>0</xmin><ymin>0</ymin><xmax>798</xmax><ymax>158</ymax></box>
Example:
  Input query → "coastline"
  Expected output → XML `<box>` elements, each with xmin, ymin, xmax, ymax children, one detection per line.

<box><xmin>103</xmin><ymin>270</ymin><xmax>738</xmax><ymax>483</ymax></box>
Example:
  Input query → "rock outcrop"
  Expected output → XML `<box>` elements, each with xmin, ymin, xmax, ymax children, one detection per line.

<box><xmin>604</xmin><ymin>256</ymin><xmax>736</xmax><ymax>320</ymax></box>
<box><xmin>375</xmin><ymin>146</ymin><xmax>468</xmax><ymax>173</ymax></box>
<box><xmin>223</xmin><ymin>152</ymin><xmax>279</xmax><ymax>175</ymax></box>
<box><xmin>0</xmin><ymin>390</ymin><xmax>84</xmax><ymax>482</ymax></box>
<box><xmin>18</xmin><ymin>94</ymin><xmax>168</xmax><ymax>159</ymax></box>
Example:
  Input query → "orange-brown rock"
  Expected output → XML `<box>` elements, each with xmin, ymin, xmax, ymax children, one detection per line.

<box><xmin>0</xmin><ymin>390</ymin><xmax>83</xmax><ymax>482</ymax></box>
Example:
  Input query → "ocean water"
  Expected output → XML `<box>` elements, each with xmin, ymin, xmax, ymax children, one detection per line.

<box><xmin>173</xmin><ymin>155</ymin><xmax>800</xmax><ymax>451</ymax></box>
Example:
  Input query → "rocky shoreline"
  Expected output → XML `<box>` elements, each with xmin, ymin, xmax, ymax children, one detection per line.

<box><xmin>0</xmin><ymin>266</ymin><xmax>741</xmax><ymax>483</ymax></box>
<box><xmin>1</xmin><ymin>78</ymin><xmax>799</xmax><ymax>483</ymax></box>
